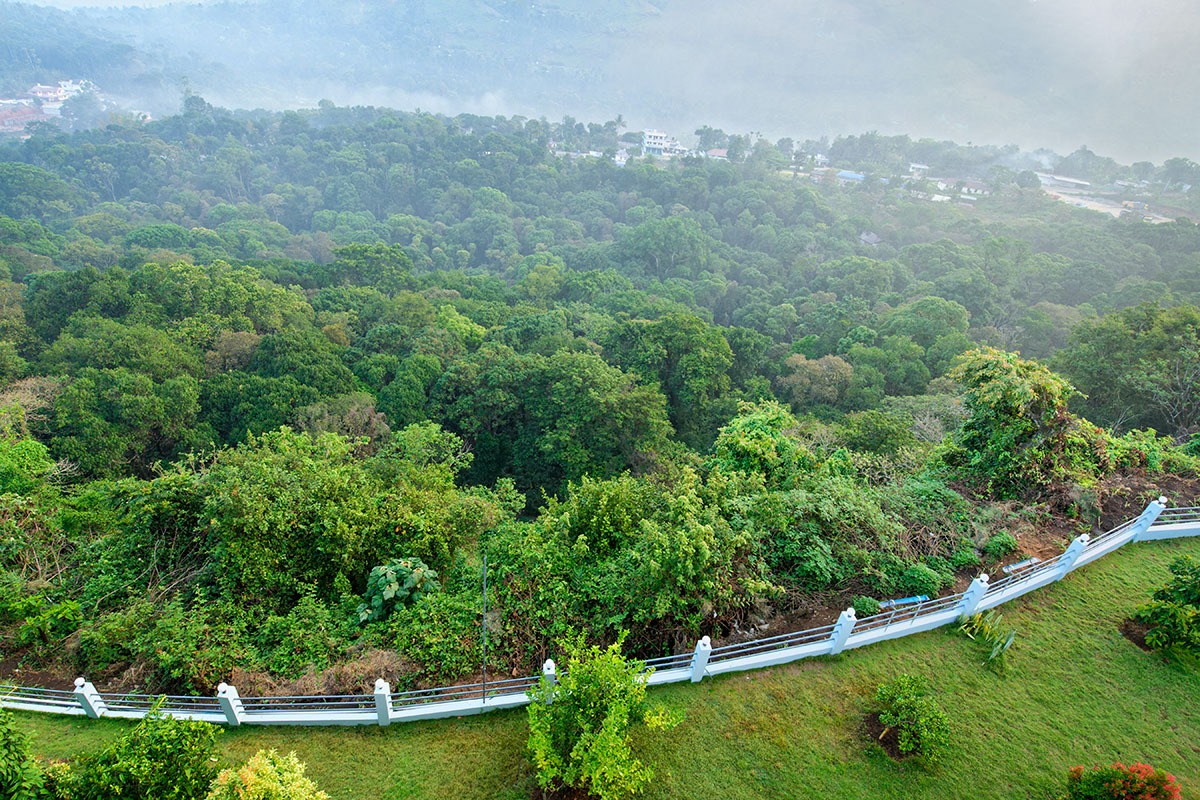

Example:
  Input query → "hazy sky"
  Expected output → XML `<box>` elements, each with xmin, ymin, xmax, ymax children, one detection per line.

<box><xmin>13</xmin><ymin>0</ymin><xmax>1200</xmax><ymax>162</ymax></box>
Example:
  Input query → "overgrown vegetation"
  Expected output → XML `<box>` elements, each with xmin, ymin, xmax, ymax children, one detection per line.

<box><xmin>0</xmin><ymin>101</ymin><xmax>1197</xmax><ymax>699</ymax></box>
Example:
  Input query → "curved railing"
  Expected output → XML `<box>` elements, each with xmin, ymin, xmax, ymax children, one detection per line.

<box><xmin>3</xmin><ymin>497</ymin><xmax>1197</xmax><ymax>726</ymax></box>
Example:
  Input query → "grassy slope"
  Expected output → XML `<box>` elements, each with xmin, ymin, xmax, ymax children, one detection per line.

<box><xmin>16</xmin><ymin>537</ymin><xmax>1200</xmax><ymax>800</ymax></box>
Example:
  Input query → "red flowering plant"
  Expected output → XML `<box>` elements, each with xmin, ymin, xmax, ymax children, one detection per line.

<box><xmin>1064</xmin><ymin>762</ymin><xmax>1182</xmax><ymax>800</ymax></box>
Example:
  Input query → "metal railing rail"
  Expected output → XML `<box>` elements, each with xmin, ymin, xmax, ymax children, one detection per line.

<box><xmin>2</xmin><ymin>496</ymin><xmax>1196</xmax><ymax>726</ymax></box>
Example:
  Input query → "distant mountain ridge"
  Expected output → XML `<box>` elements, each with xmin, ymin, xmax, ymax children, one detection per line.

<box><xmin>2</xmin><ymin>0</ymin><xmax>1197</xmax><ymax>162</ymax></box>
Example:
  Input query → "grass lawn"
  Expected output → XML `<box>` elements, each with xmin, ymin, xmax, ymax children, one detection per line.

<box><xmin>15</xmin><ymin>537</ymin><xmax>1200</xmax><ymax>800</ymax></box>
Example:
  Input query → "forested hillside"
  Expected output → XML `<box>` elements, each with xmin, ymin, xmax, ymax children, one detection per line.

<box><xmin>0</xmin><ymin>102</ymin><xmax>1197</xmax><ymax>694</ymax></box>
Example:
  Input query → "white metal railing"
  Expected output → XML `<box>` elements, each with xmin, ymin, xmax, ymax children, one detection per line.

<box><xmin>2</xmin><ymin>497</ymin><xmax>1196</xmax><ymax>726</ymax></box>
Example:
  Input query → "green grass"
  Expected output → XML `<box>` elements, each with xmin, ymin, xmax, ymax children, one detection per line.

<box><xmin>15</xmin><ymin>538</ymin><xmax>1200</xmax><ymax>800</ymax></box>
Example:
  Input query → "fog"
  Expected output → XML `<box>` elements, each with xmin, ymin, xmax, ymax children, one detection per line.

<box><xmin>10</xmin><ymin>0</ymin><xmax>1200</xmax><ymax>162</ymax></box>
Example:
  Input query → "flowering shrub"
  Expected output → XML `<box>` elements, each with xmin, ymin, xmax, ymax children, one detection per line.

<box><xmin>1065</xmin><ymin>762</ymin><xmax>1182</xmax><ymax>800</ymax></box>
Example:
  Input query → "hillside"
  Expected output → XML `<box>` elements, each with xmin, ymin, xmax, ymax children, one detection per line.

<box><xmin>13</xmin><ymin>534</ymin><xmax>1200</xmax><ymax>799</ymax></box>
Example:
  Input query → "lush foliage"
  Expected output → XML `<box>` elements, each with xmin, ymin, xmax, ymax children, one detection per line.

<box><xmin>527</xmin><ymin>633</ymin><xmax>679</xmax><ymax>800</ymax></box>
<box><xmin>949</xmin><ymin>348</ymin><xmax>1107</xmax><ymax>496</ymax></box>
<box><xmin>357</xmin><ymin>557</ymin><xmax>439</xmax><ymax>623</ymax></box>
<box><xmin>64</xmin><ymin>711</ymin><xmax>220</xmax><ymax>800</ymax></box>
<box><xmin>0</xmin><ymin>99</ymin><xmax>1196</xmax><ymax>694</ymax></box>
<box><xmin>0</xmin><ymin>710</ymin><xmax>45</xmax><ymax>800</ymax></box>
<box><xmin>1064</xmin><ymin>762</ymin><xmax>1183</xmax><ymax>800</ymax></box>
<box><xmin>206</xmin><ymin>750</ymin><xmax>330</xmax><ymax>800</ymax></box>
<box><xmin>1133</xmin><ymin>556</ymin><xmax>1200</xmax><ymax>655</ymax></box>
<box><xmin>871</xmin><ymin>674</ymin><xmax>951</xmax><ymax>764</ymax></box>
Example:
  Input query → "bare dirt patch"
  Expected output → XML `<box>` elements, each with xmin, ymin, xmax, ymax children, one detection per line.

<box><xmin>864</xmin><ymin>711</ymin><xmax>906</xmax><ymax>761</ymax></box>
<box><xmin>1120</xmin><ymin>618</ymin><xmax>1153</xmax><ymax>653</ymax></box>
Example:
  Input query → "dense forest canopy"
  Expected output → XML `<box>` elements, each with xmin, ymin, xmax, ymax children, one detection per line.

<box><xmin>0</xmin><ymin>101</ymin><xmax>1198</xmax><ymax>694</ymax></box>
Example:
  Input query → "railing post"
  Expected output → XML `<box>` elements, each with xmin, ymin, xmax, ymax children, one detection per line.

<box><xmin>828</xmin><ymin>607</ymin><xmax>857</xmax><ymax>655</ymax></box>
<box><xmin>959</xmin><ymin>573</ymin><xmax>990</xmax><ymax>618</ymax></box>
<box><xmin>216</xmin><ymin>682</ymin><xmax>245</xmax><ymax>726</ymax></box>
<box><xmin>541</xmin><ymin>659</ymin><xmax>556</xmax><ymax>703</ymax></box>
<box><xmin>689</xmin><ymin>636</ymin><xmax>711</xmax><ymax>683</ymax></box>
<box><xmin>1131</xmin><ymin>496</ymin><xmax>1168</xmax><ymax>543</ymax></box>
<box><xmin>1057</xmin><ymin>534</ymin><xmax>1090</xmax><ymax>577</ymax></box>
<box><xmin>374</xmin><ymin>679</ymin><xmax>392</xmax><ymax>726</ymax></box>
<box><xmin>73</xmin><ymin>678</ymin><xmax>106</xmax><ymax>719</ymax></box>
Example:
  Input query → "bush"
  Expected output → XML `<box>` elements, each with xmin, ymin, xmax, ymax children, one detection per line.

<box><xmin>982</xmin><ymin>531</ymin><xmax>1019</xmax><ymax>560</ymax></box>
<box><xmin>852</xmin><ymin>595</ymin><xmax>881</xmax><ymax>617</ymax></box>
<box><xmin>0</xmin><ymin>710</ymin><xmax>45</xmax><ymax>800</ymax></box>
<box><xmin>957</xmin><ymin>611</ymin><xmax>1017</xmax><ymax>672</ymax></box>
<box><xmin>206</xmin><ymin>749</ymin><xmax>330</xmax><ymax>800</ymax></box>
<box><xmin>527</xmin><ymin>632</ymin><xmax>679</xmax><ymax>800</ymax></box>
<box><xmin>897</xmin><ymin>563</ymin><xmax>943</xmax><ymax>597</ymax></box>
<box><xmin>257</xmin><ymin>590</ymin><xmax>352</xmax><ymax>678</ymax></box>
<box><xmin>67</xmin><ymin>709</ymin><xmax>220</xmax><ymax>800</ymax></box>
<box><xmin>357</xmin><ymin>557</ymin><xmax>439</xmax><ymax>624</ymax></box>
<box><xmin>1064</xmin><ymin>762</ymin><xmax>1182</xmax><ymax>800</ymax></box>
<box><xmin>871</xmin><ymin>674</ymin><xmax>950</xmax><ymax>764</ymax></box>
<box><xmin>948</xmin><ymin>543</ymin><xmax>982</xmax><ymax>571</ymax></box>
<box><xmin>1133</xmin><ymin>556</ymin><xmax>1200</xmax><ymax>656</ymax></box>
<box><xmin>390</xmin><ymin>590</ymin><xmax>481</xmax><ymax>682</ymax></box>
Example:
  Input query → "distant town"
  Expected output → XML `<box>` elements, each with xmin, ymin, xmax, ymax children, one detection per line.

<box><xmin>0</xmin><ymin>79</ymin><xmax>149</xmax><ymax>136</ymax></box>
<box><xmin>1</xmin><ymin>89</ymin><xmax>1190</xmax><ymax>224</ymax></box>
<box><xmin>551</xmin><ymin>128</ymin><xmax>1186</xmax><ymax>224</ymax></box>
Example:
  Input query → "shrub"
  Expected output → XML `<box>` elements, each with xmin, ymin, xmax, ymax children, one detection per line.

<box><xmin>206</xmin><ymin>749</ymin><xmax>330</xmax><ymax>800</ymax></box>
<box><xmin>1064</xmin><ymin>762</ymin><xmax>1182</xmax><ymax>800</ymax></box>
<box><xmin>897</xmin><ymin>563</ymin><xmax>943</xmax><ymax>597</ymax></box>
<box><xmin>982</xmin><ymin>531</ymin><xmax>1019</xmax><ymax>560</ymax></box>
<box><xmin>390</xmin><ymin>590</ymin><xmax>481</xmax><ymax>682</ymax></box>
<box><xmin>1132</xmin><ymin>556</ymin><xmax>1200</xmax><ymax>656</ymax></box>
<box><xmin>852</xmin><ymin>595</ymin><xmax>881</xmax><ymax>617</ymax></box>
<box><xmin>871</xmin><ymin>674</ymin><xmax>950</xmax><ymax>764</ymax></box>
<box><xmin>67</xmin><ymin>709</ymin><xmax>220</xmax><ymax>800</ymax></box>
<box><xmin>0</xmin><ymin>710</ymin><xmax>45</xmax><ymax>800</ymax></box>
<box><xmin>257</xmin><ymin>590</ymin><xmax>350</xmax><ymax>678</ymax></box>
<box><xmin>948</xmin><ymin>544</ymin><xmax>982</xmax><ymax>571</ymax></box>
<box><xmin>357</xmin><ymin>557</ymin><xmax>439</xmax><ymax>624</ymax></box>
<box><xmin>527</xmin><ymin>632</ymin><xmax>680</xmax><ymax>800</ymax></box>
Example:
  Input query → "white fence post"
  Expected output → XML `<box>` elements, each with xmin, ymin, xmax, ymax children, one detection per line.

<box><xmin>72</xmin><ymin>678</ymin><xmax>106</xmax><ymax>719</ymax></box>
<box><xmin>828</xmin><ymin>607</ymin><xmax>857</xmax><ymax>655</ymax></box>
<box><xmin>1057</xmin><ymin>534</ymin><xmax>1090</xmax><ymax>577</ymax></box>
<box><xmin>959</xmin><ymin>573</ymin><xmax>990</xmax><ymax>618</ymax></box>
<box><xmin>374</xmin><ymin>679</ymin><xmax>392</xmax><ymax>726</ymax></box>
<box><xmin>216</xmin><ymin>682</ymin><xmax>245</xmax><ymax>726</ymax></box>
<box><xmin>540</xmin><ymin>660</ymin><xmax>556</xmax><ymax>703</ymax></box>
<box><xmin>689</xmin><ymin>636</ymin><xmax>712</xmax><ymax>683</ymax></box>
<box><xmin>1131</xmin><ymin>496</ymin><xmax>1168</xmax><ymax>543</ymax></box>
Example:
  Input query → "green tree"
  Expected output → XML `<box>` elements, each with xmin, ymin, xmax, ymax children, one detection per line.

<box><xmin>948</xmin><ymin>348</ymin><xmax>1105</xmax><ymax>496</ymax></box>
<box><xmin>51</xmin><ymin>367</ymin><xmax>201</xmax><ymax>478</ymax></box>
<box><xmin>710</xmin><ymin>400</ymin><xmax>815</xmax><ymax>488</ymax></box>
<box><xmin>527</xmin><ymin>633</ymin><xmax>679</xmax><ymax>800</ymax></box>
<box><xmin>604</xmin><ymin>313</ymin><xmax>733</xmax><ymax>449</ymax></box>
